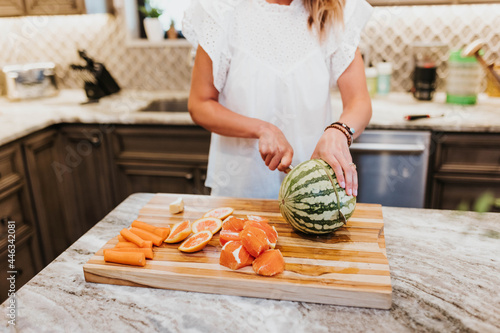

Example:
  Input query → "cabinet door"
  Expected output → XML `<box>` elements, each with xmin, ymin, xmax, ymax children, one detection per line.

<box><xmin>0</xmin><ymin>231</ymin><xmax>40</xmax><ymax>304</ymax></box>
<box><xmin>24</xmin><ymin>0</ymin><xmax>85</xmax><ymax>15</ymax></box>
<box><xmin>0</xmin><ymin>0</ymin><xmax>25</xmax><ymax>17</ymax></box>
<box><xmin>110</xmin><ymin>125</ymin><xmax>211</xmax><ymax>201</ymax></box>
<box><xmin>23</xmin><ymin>129</ymin><xmax>70</xmax><ymax>264</ymax></box>
<box><xmin>59</xmin><ymin>125</ymin><xmax>116</xmax><ymax>235</ymax></box>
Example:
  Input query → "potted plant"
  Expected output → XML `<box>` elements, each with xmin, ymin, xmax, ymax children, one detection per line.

<box><xmin>139</xmin><ymin>1</ymin><xmax>164</xmax><ymax>42</ymax></box>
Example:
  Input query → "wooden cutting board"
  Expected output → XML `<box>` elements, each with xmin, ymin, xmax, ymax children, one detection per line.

<box><xmin>83</xmin><ymin>193</ymin><xmax>392</xmax><ymax>309</ymax></box>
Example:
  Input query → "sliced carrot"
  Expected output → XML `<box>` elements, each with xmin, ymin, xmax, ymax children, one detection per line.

<box><xmin>114</xmin><ymin>241</ymin><xmax>139</xmax><ymax>248</ymax></box>
<box><xmin>129</xmin><ymin>227</ymin><xmax>163</xmax><ymax>247</ymax></box>
<box><xmin>153</xmin><ymin>227</ymin><xmax>170</xmax><ymax>240</ymax></box>
<box><xmin>131</xmin><ymin>220</ymin><xmax>157</xmax><ymax>234</ymax></box>
<box><xmin>104</xmin><ymin>248</ymin><xmax>154</xmax><ymax>259</ymax></box>
<box><xmin>120</xmin><ymin>228</ymin><xmax>146</xmax><ymax>248</ymax></box>
<box><xmin>117</xmin><ymin>237</ymin><xmax>153</xmax><ymax>248</ymax></box>
<box><xmin>103</xmin><ymin>250</ymin><xmax>146</xmax><ymax>267</ymax></box>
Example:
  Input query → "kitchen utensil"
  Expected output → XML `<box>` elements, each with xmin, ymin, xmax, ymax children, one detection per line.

<box><xmin>83</xmin><ymin>193</ymin><xmax>392</xmax><ymax>309</ymax></box>
<box><xmin>2</xmin><ymin>62</ymin><xmax>59</xmax><ymax>101</ymax></box>
<box><xmin>404</xmin><ymin>114</ymin><xmax>444</xmax><ymax>121</ymax></box>
<box><xmin>70</xmin><ymin>50</ymin><xmax>120</xmax><ymax>103</ymax></box>
<box><xmin>462</xmin><ymin>40</ymin><xmax>500</xmax><ymax>91</ymax></box>
<box><xmin>283</xmin><ymin>164</ymin><xmax>294</xmax><ymax>174</ymax></box>
<box><xmin>410</xmin><ymin>42</ymin><xmax>447</xmax><ymax>101</ymax></box>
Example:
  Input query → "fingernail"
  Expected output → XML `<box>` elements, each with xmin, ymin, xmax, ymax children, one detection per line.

<box><xmin>354</xmin><ymin>189</ymin><xmax>358</xmax><ymax>196</ymax></box>
<box><xmin>347</xmin><ymin>189</ymin><xmax>352</xmax><ymax>196</ymax></box>
<box><xmin>340</xmin><ymin>181</ymin><xmax>345</xmax><ymax>188</ymax></box>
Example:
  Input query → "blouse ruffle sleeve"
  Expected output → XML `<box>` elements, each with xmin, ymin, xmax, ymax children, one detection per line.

<box><xmin>182</xmin><ymin>0</ymin><xmax>239</xmax><ymax>92</ymax></box>
<box><xmin>327</xmin><ymin>0</ymin><xmax>373</xmax><ymax>84</ymax></box>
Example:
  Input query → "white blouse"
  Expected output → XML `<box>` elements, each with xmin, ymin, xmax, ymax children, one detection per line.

<box><xmin>183</xmin><ymin>0</ymin><xmax>373</xmax><ymax>199</ymax></box>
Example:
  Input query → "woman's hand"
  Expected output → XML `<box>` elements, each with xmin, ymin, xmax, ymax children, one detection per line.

<box><xmin>311</xmin><ymin>128</ymin><xmax>357</xmax><ymax>196</ymax></box>
<box><xmin>258</xmin><ymin>124</ymin><xmax>293</xmax><ymax>172</ymax></box>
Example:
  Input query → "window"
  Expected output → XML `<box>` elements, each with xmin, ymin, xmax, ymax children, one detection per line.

<box><xmin>148</xmin><ymin>0</ymin><xmax>191</xmax><ymax>31</ymax></box>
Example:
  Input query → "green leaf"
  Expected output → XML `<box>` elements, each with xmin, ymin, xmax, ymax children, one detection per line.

<box><xmin>473</xmin><ymin>191</ymin><xmax>495</xmax><ymax>213</ymax></box>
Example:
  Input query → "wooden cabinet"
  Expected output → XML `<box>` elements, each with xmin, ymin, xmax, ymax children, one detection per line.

<box><xmin>0</xmin><ymin>142</ymin><xmax>42</xmax><ymax>303</ymax></box>
<box><xmin>429</xmin><ymin>133</ymin><xmax>500</xmax><ymax>211</ymax></box>
<box><xmin>59</xmin><ymin>125</ymin><xmax>116</xmax><ymax>236</ymax></box>
<box><xmin>110</xmin><ymin>125</ymin><xmax>211</xmax><ymax>202</ymax></box>
<box><xmin>0</xmin><ymin>0</ymin><xmax>84</xmax><ymax>16</ymax></box>
<box><xmin>0</xmin><ymin>0</ymin><xmax>25</xmax><ymax>16</ymax></box>
<box><xmin>22</xmin><ymin>129</ymin><xmax>71</xmax><ymax>264</ymax></box>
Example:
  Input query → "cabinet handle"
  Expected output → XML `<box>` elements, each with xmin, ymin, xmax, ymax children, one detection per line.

<box><xmin>201</xmin><ymin>174</ymin><xmax>206</xmax><ymax>181</ymax></box>
<box><xmin>185</xmin><ymin>173</ymin><xmax>193</xmax><ymax>180</ymax></box>
<box><xmin>90</xmin><ymin>134</ymin><xmax>101</xmax><ymax>147</ymax></box>
<box><xmin>0</xmin><ymin>217</ymin><xmax>11</xmax><ymax>225</ymax></box>
<box><xmin>16</xmin><ymin>269</ymin><xmax>23</xmax><ymax>277</ymax></box>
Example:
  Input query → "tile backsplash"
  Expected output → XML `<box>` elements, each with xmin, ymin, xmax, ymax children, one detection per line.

<box><xmin>0</xmin><ymin>3</ymin><xmax>499</xmax><ymax>94</ymax></box>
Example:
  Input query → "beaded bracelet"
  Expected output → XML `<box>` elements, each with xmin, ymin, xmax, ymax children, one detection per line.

<box><xmin>332</xmin><ymin>122</ymin><xmax>355</xmax><ymax>136</ymax></box>
<box><xmin>325</xmin><ymin>123</ymin><xmax>352</xmax><ymax>147</ymax></box>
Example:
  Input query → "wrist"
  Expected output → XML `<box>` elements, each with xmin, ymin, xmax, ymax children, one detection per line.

<box><xmin>255</xmin><ymin>121</ymin><xmax>277</xmax><ymax>139</ymax></box>
<box><xmin>324</xmin><ymin>123</ymin><xmax>352</xmax><ymax>146</ymax></box>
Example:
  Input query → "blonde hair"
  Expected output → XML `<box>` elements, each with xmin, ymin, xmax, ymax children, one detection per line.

<box><xmin>303</xmin><ymin>0</ymin><xmax>346</xmax><ymax>41</ymax></box>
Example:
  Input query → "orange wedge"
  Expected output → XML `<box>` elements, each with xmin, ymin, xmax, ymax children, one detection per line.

<box><xmin>178</xmin><ymin>230</ymin><xmax>213</xmax><ymax>253</ymax></box>
<box><xmin>222</xmin><ymin>216</ymin><xmax>246</xmax><ymax>232</ymax></box>
<box><xmin>192</xmin><ymin>217</ymin><xmax>223</xmax><ymax>234</ymax></box>
<box><xmin>164</xmin><ymin>220</ymin><xmax>191</xmax><ymax>243</ymax></box>
<box><xmin>203</xmin><ymin>207</ymin><xmax>234</xmax><ymax>220</ymax></box>
<box><xmin>219</xmin><ymin>229</ymin><xmax>241</xmax><ymax>246</ymax></box>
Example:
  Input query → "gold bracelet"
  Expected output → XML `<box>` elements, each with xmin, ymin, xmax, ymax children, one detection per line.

<box><xmin>325</xmin><ymin>123</ymin><xmax>352</xmax><ymax>147</ymax></box>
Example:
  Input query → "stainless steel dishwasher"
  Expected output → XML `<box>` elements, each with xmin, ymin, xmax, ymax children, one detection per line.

<box><xmin>351</xmin><ymin>130</ymin><xmax>431</xmax><ymax>208</ymax></box>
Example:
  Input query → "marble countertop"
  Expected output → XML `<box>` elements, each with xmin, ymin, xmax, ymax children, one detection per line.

<box><xmin>1</xmin><ymin>89</ymin><xmax>500</xmax><ymax>146</ymax></box>
<box><xmin>1</xmin><ymin>193</ymin><xmax>498</xmax><ymax>332</ymax></box>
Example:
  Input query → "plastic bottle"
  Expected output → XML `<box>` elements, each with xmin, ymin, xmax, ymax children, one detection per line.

<box><xmin>365</xmin><ymin>67</ymin><xmax>378</xmax><ymax>98</ymax></box>
<box><xmin>376</xmin><ymin>62</ymin><xmax>392</xmax><ymax>96</ymax></box>
<box><xmin>446</xmin><ymin>50</ymin><xmax>482</xmax><ymax>105</ymax></box>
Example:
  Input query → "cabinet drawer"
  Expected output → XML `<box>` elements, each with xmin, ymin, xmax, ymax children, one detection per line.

<box><xmin>0</xmin><ymin>145</ymin><xmax>23</xmax><ymax>186</ymax></box>
<box><xmin>112</xmin><ymin>126</ymin><xmax>211</xmax><ymax>162</ymax></box>
<box><xmin>434</xmin><ymin>133</ymin><xmax>500</xmax><ymax>174</ymax></box>
<box><xmin>0</xmin><ymin>232</ymin><xmax>39</xmax><ymax>303</ymax></box>
<box><xmin>431</xmin><ymin>174</ymin><xmax>500</xmax><ymax>211</ymax></box>
<box><xmin>0</xmin><ymin>184</ymin><xmax>29</xmax><ymax>237</ymax></box>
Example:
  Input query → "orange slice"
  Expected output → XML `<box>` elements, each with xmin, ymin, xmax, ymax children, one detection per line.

<box><xmin>203</xmin><ymin>207</ymin><xmax>234</xmax><ymax>220</ymax></box>
<box><xmin>222</xmin><ymin>216</ymin><xmax>247</xmax><ymax>232</ymax></box>
<box><xmin>192</xmin><ymin>217</ymin><xmax>223</xmax><ymax>234</ymax></box>
<box><xmin>244</xmin><ymin>220</ymin><xmax>278</xmax><ymax>248</ymax></box>
<box><xmin>219</xmin><ymin>241</ymin><xmax>254</xmax><ymax>270</ymax></box>
<box><xmin>164</xmin><ymin>220</ymin><xmax>191</xmax><ymax>243</ymax></box>
<box><xmin>253</xmin><ymin>249</ymin><xmax>285</xmax><ymax>276</ymax></box>
<box><xmin>240</xmin><ymin>226</ymin><xmax>270</xmax><ymax>258</ymax></box>
<box><xmin>219</xmin><ymin>229</ymin><xmax>241</xmax><ymax>246</ymax></box>
<box><xmin>178</xmin><ymin>230</ymin><xmax>213</xmax><ymax>253</ymax></box>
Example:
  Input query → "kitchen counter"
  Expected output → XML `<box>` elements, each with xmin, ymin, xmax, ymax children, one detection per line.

<box><xmin>1</xmin><ymin>89</ymin><xmax>500</xmax><ymax>146</ymax></box>
<box><xmin>1</xmin><ymin>193</ymin><xmax>498</xmax><ymax>332</ymax></box>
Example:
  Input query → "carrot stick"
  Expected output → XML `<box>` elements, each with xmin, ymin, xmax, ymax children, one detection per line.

<box><xmin>154</xmin><ymin>227</ymin><xmax>170</xmax><ymax>240</ymax></box>
<box><xmin>103</xmin><ymin>250</ymin><xmax>146</xmax><ymax>267</ymax></box>
<box><xmin>117</xmin><ymin>235</ymin><xmax>126</xmax><ymax>242</ymax></box>
<box><xmin>115</xmin><ymin>241</ymin><xmax>139</xmax><ymax>248</ymax></box>
<box><xmin>104</xmin><ymin>248</ymin><xmax>153</xmax><ymax>259</ymax></box>
<box><xmin>131</xmin><ymin>220</ymin><xmax>157</xmax><ymax>233</ymax></box>
<box><xmin>120</xmin><ymin>228</ymin><xmax>146</xmax><ymax>248</ymax></box>
<box><xmin>129</xmin><ymin>227</ymin><xmax>163</xmax><ymax>246</ymax></box>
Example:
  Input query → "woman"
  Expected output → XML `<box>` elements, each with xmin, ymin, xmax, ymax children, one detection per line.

<box><xmin>183</xmin><ymin>0</ymin><xmax>373</xmax><ymax>199</ymax></box>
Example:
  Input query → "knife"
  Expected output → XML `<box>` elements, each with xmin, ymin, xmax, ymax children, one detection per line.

<box><xmin>284</xmin><ymin>165</ymin><xmax>294</xmax><ymax>174</ymax></box>
<box><xmin>404</xmin><ymin>114</ymin><xmax>444</xmax><ymax>121</ymax></box>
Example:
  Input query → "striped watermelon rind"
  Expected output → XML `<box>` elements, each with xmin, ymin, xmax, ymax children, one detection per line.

<box><xmin>278</xmin><ymin>159</ymin><xmax>356</xmax><ymax>235</ymax></box>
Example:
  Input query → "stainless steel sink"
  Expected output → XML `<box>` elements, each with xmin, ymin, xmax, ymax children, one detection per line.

<box><xmin>139</xmin><ymin>98</ymin><xmax>188</xmax><ymax>112</ymax></box>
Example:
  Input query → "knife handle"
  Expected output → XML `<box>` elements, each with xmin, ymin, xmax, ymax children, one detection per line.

<box><xmin>405</xmin><ymin>114</ymin><xmax>430</xmax><ymax>121</ymax></box>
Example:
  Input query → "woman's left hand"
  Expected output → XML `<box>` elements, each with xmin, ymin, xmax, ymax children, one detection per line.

<box><xmin>311</xmin><ymin>128</ymin><xmax>357</xmax><ymax>197</ymax></box>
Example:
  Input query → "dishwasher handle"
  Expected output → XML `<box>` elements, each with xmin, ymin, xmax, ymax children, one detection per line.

<box><xmin>350</xmin><ymin>142</ymin><xmax>426</xmax><ymax>153</ymax></box>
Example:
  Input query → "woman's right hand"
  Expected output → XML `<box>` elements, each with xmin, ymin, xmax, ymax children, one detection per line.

<box><xmin>258</xmin><ymin>123</ymin><xmax>293</xmax><ymax>172</ymax></box>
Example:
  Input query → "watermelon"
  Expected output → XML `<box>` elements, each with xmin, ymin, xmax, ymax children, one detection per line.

<box><xmin>278</xmin><ymin>159</ymin><xmax>356</xmax><ymax>235</ymax></box>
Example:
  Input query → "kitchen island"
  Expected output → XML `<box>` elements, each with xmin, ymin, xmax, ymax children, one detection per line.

<box><xmin>1</xmin><ymin>193</ymin><xmax>498</xmax><ymax>332</ymax></box>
